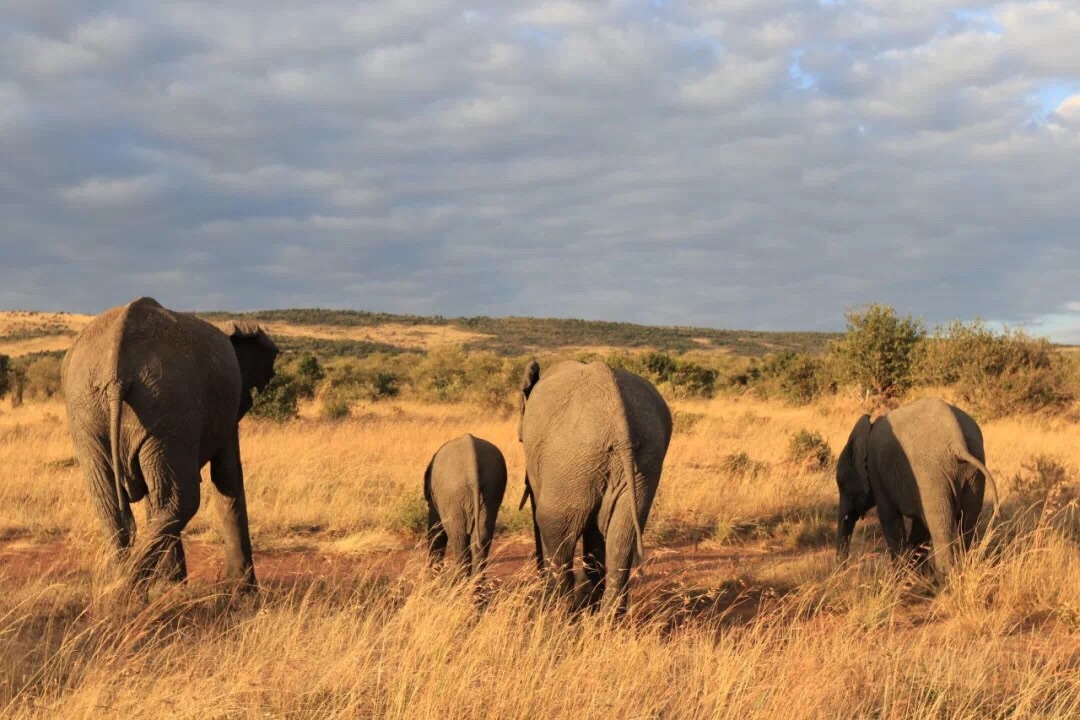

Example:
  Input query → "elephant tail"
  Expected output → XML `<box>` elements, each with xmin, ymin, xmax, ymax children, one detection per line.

<box><xmin>956</xmin><ymin>448</ymin><xmax>1000</xmax><ymax>522</ymax></box>
<box><xmin>615</xmin><ymin>443</ymin><xmax>646</xmax><ymax>564</ymax></box>
<box><xmin>107</xmin><ymin>379</ymin><xmax>134</xmax><ymax>542</ymax></box>
<box><xmin>471</xmin><ymin>474</ymin><xmax>483</xmax><ymax>568</ymax></box>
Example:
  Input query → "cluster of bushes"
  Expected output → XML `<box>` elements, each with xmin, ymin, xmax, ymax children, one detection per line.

<box><xmin>732</xmin><ymin>305</ymin><xmax>1077</xmax><ymax>418</ymax></box>
<box><xmin>0</xmin><ymin>352</ymin><xmax>64</xmax><ymax>407</ymax></box>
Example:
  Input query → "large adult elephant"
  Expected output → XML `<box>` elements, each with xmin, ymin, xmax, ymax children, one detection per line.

<box><xmin>62</xmin><ymin>297</ymin><xmax>278</xmax><ymax>590</ymax></box>
<box><xmin>835</xmin><ymin>396</ymin><xmax>1000</xmax><ymax>578</ymax></box>
<box><xmin>518</xmin><ymin>359</ymin><xmax>672</xmax><ymax>614</ymax></box>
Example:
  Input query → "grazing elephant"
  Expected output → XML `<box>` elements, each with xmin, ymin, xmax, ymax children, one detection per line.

<box><xmin>518</xmin><ymin>360</ymin><xmax>672</xmax><ymax>614</ymax></box>
<box><xmin>61</xmin><ymin>297</ymin><xmax>278</xmax><ymax>590</ymax></box>
<box><xmin>423</xmin><ymin>434</ymin><xmax>508</xmax><ymax>577</ymax></box>
<box><xmin>835</xmin><ymin>396</ymin><xmax>1000</xmax><ymax>578</ymax></box>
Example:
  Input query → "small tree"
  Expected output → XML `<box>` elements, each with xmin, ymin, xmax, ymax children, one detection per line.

<box><xmin>831</xmin><ymin>304</ymin><xmax>924</xmax><ymax>401</ymax></box>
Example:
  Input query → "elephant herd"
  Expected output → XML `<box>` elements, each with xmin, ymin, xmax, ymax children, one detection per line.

<box><xmin>58</xmin><ymin>298</ymin><xmax>1001</xmax><ymax>614</ymax></box>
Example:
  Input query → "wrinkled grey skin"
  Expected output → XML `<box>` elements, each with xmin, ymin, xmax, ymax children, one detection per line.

<box><xmin>836</xmin><ymin>396</ymin><xmax>1000</xmax><ymax>578</ymax></box>
<box><xmin>519</xmin><ymin>360</ymin><xmax>672</xmax><ymax>614</ymax></box>
<box><xmin>424</xmin><ymin>434</ymin><xmax>508</xmax><ymax>577</ymax></box>
<box><xmin>61</xmin><ymin>297</ymin><xmax>278</xmax><ymax>590</ymax></box>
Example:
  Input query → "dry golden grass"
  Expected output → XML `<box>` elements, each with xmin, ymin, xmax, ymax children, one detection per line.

<box><xmin>0</xmin><ymin>312</ymin><xmax>93</xmax><ymax>357</ymax></box>
<box><xmin>1</xmin><ymin>393</ymin><xmax>1078</xmax><ymax>718</ymax></box>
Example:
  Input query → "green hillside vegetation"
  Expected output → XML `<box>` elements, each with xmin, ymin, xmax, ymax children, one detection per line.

<box><xmin>200</xmin><ymin>308</ymin><xmax>840</xmax><ymax>356</ymax></box>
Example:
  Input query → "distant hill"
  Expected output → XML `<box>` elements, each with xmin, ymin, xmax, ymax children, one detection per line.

<box><xmin>200</xmin><ymin>308</ymin><xmax>841</xmax><ymax>357</ymax></box>
<box><xmin>0</xmin><ymin>307</ymin><xmax>840</xmax><ymax>359</ymax></box>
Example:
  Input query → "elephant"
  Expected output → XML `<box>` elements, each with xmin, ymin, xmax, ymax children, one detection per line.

<box><xmin>423</xmin><ymin>433</ymin><xmax>508</xmax><ymax>577</ymax></box>
<box><xmin>835</xmin><ymin>396</ymin><xmax>1000</xmax><ymax>578</ymax></box>
<box><xmin>518</xmin><ymin>359</ymin><xmax>672</xmax><ymax>614</ymax></box>
<box><xmin>61</xmin><ymin>296</ymin><xmax>278</xmax><ymax>590</ymax></box>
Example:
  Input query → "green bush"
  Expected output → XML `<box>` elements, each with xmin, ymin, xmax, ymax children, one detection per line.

<box><xmin>391</xmin><ymin>495</ymin><xmax>429</xmax><ymax>538</ymax></box>
<box><xmin>918</xmin><ymin>321</ymin><xmax>1074</xmax><ymax>418</ymax></box>
<box><xmin>321</xmin><ymin>355</ymin><xmax>403</xmax><ymax>406</ymax></box>
<box><xmin>721</xmin><ymin>451</ymin><xmax>767</xmax><ymax>480</ymax></box>
<box><xmin>463</xmin><ymin>352</ymin><xmax>526</xmax><ymax>412</ymax></box>
<box><xmin>735</xmin><ymin>352</ymin><xmax>834</xmax><ymax>405</ymax></box>
<box><xmin>830</xmin><ymin>304</ymin><xmax>924</xmax><ymax>401</ymax></box>
<box><xmin>250</xmin><ymin>372</ymin><xmax>300</xmax><ymax>421</ymax></box>
<box><xmin>321</xmin><ymin>398</ymin><xmax>350</xmax><ymax>420</ymax></box>
<box><xmin>292</xmin><ymin>353</ymin><xmax>325</xmax><ymax>399</ymax></box>
<box><xmin>788</xmin><ymin>429</ymin><xmax>833</xmax><ymax>472</ymax></box>
<box><xmin>411</xmin><ymin>345</ymin><xmax>468</xmax><ymax>403</ymax></box>
<box><xmin>24</xmin><ymin>356</ymin><xmax>63</xmax><ymax>400</ymax></box>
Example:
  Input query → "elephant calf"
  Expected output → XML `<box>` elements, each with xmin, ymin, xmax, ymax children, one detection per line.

<box><xmin>423</xmin><ymin>434</ymin><xmax>508</xmax><ymax>577</ymax></box>
<box><xmin>836</xmin><ymin>396</ymin><xmax>1000</xmax><ymax>578</ymax></box>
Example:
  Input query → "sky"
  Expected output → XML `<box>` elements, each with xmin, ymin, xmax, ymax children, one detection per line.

<box><xmin>1</xmin><ymin>1</ymin><xmax>1078</xmax><ymax>340</ymax></box>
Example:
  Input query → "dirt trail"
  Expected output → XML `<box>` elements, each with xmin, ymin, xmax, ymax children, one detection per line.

<box><xmin>0</xmin><ymin>535</ymin><xmax>811</xmax><ymax>593</ymax></box>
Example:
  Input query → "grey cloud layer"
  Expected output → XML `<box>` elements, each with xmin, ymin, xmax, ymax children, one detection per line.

<box><xmin>1</xmin><ymin>0</ymin><xmax>1078</xmax><ymax>337</ymax></box>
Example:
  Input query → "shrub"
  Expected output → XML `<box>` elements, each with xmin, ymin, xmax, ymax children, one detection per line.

<box><xmin>251</xmin><ymin>372</ymin><xmax>300</xmax><ymax>421</ymax></box>
<box><xmin>463</xmin><ymin>352</ymin><xmax>525</xmax><ymax>412</ymax></box>
<box><xmin>918</xmin><ymin>321</ymin><xmax>1074</xmax><ymax>418</ymax></box>
<box><xmin>721</xmin><ymin>451</ymin><xmax>767</xmax><ymax>480</ymax></box>
<box><xmin>830</xmin><ymin>304</ymin><xmax>924</xmax><ymax>401</ymax></box>
<box><xmin>321</xmin><ymin>398</ymin><xmax>350</xmax><ymax>420</ymax></box>
<box><xmin>391</xmin><ymin>495</ymin><xmax>429</xmax><ymax>538</ymax></box>
<box><xmin>322</xmin><ymin>356</ymin><xmax>403</xmax><ymax>405</ymax></box>
<box><xmin>411</xmin><ymin>345</ymin><xmax>468</xmax><ymax>403</ymax></box>
<box><xmin>1009</xmin><ymin>455</ymin><xmax>1079</xmax><ymax>538</ymax></box>
<box><xmin>788</xmin><ymin>429</ymin><xmax>833</xmax><ymax>472</ymax></box>
<box><xmin>24</xmin><ymin>356</ymin><xmax>63</xmax><ymax>400</ymax></box>
<box><xmin>292</xmin><ymin>353</ymin><xmax>325</xmax><ymax>399</ymax></box>
<box><xmin>736</xmin><ymin>352</ymin><xmax>833</xmax><ymax>405</ymax></box>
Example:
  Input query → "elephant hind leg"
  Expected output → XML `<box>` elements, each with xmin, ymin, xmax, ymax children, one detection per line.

<box><xmin>79</xmin><ymin>447</ymin><xmax>134</xmax><ymax>557</ymax></box>
<box><xmin>956</xmin><ymin>478</ymin><xmax>986</xmax><ymax>552</ymax></box>
<box><xmin>426</xmin><ymin>506</ymin><xmax>448</xmax><ymax>567</ymax></box>
<box><xmin>601</xmin><ymin>513</ymin><xmax>636</xmax><ymax>617</ymax></box>
<box><xmin>445</xmin><ymin>521</ymin><xmax>472</xmax><ymax>578</ymax></box>
<box><xmin>537</xmin><ymin>507</ymin><xmax>578</xmax><ymax>603</ymax></box>
<box><xmin>133</xmin><ymin>440</ymin><xmax>200</xmax><ymax>587</ymax></box>
<box><xmin>581</xmin><ymin>519</ymin><xmax>605</xmax><ymax>612</ymax></box>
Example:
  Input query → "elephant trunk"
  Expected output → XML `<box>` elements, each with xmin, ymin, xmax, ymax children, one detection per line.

<box><xmin>836</xmin><ymin>496</ymin><xmax>857</xmax><ymax>560</ymax></box>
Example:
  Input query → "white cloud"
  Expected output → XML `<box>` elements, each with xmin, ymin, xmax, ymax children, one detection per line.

<box><xmin>0</xmin><ymin>0</ymin><xmax>1077</xmax><ymax>339</ymax></box>
<box><xmin>60</xmin><ymin>175</ymin><xmax>165</xmax><ymax>208</ymax></box>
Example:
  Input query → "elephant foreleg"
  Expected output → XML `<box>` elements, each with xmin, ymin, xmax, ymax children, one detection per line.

<box><xmin>209</xmin><ymin>436</ymin><xmax>257</xmax><ymax>589</ymax></box>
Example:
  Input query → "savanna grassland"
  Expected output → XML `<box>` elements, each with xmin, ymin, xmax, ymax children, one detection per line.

<box><xmin>0</xmin><ymin>308</ymin><xmax>1078</xmax><ymax>719</ymax></box>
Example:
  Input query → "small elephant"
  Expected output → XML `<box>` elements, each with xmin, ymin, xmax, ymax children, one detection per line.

<box><xmin>519</xmin><ymin>360</ymin><xmax>672</xmax><ymax>614</ymax></box>
<box><xmin>836</xmin><ymin>396</ymin><xmax>1000</xmax><ymax>577</ymax></box>
<box><xmin>62</xmin><ymin>297</ymin><xmax>278</xmax><ymax>590</ymax></box>
<box><xmin>423</xmin><ymin>434</ymin><xmax>508</xmax><ymax>577</ymax></box>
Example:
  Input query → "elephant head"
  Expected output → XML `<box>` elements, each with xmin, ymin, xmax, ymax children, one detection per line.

<box><xmin>836</xmin><ymin>413</ymin><xmax>875</xmax><ymax>559</ymax></box>
<box><xmin>518</xmin><ymin>359</ymin><xmax>540</xmax><ymax>441</ymax></box>
<box><xmin>228</xmin><ymin>321</ymin><xmax>279</xmax><ymax>419</ymax></box>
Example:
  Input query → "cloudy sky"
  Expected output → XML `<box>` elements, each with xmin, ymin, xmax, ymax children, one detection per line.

<box><xmin>1</xmin><ymin>1</ymin><xmax>1078</xmax><ymax>338</ymax></box>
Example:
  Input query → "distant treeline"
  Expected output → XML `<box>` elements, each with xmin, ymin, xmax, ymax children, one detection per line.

<box><xmin>199</xmin><ymin>308</ymin><xmax>840</xmax><ymax>356</ymax></box>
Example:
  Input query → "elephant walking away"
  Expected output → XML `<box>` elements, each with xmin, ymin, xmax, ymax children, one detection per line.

<box><xmin>518</xmin><ymin>360</ymin><xmax>672</xmax><ymax>614</ymax></box>
<box><xmin>62</xmin><ymin>297</ymin><xmax>279</xmax><ymax>590</ymax></box>
<box><xmin>424</xmin><ymin>434</ymin><xmax>508</xmax><ymax>577</ymax></box>
<box><xmin>836</xmin><ymin>396</ymin><xmax>1000</xmax><ymax>578</ymax></box>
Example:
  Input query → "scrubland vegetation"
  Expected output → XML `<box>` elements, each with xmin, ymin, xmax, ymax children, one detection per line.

<box><xmin>0</xmin><ymin>305</ymin><xmax>1077</xmax><ymax>718</ymax></box>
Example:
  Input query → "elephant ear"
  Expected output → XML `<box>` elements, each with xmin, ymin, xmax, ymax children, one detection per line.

<box><xmin>848</xmin><ymin>414</ymin><xmax>873</xmax><ymax>497</ymax></box>
<box><xmin>518</xmin><ymin>360</ymin><xmax>541</xmax><ymax>441</ymax></box>
<box><xmin>228</xmin><ymin>322</ymin><xmax>280</xmax><ymax>418</ymax></box>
